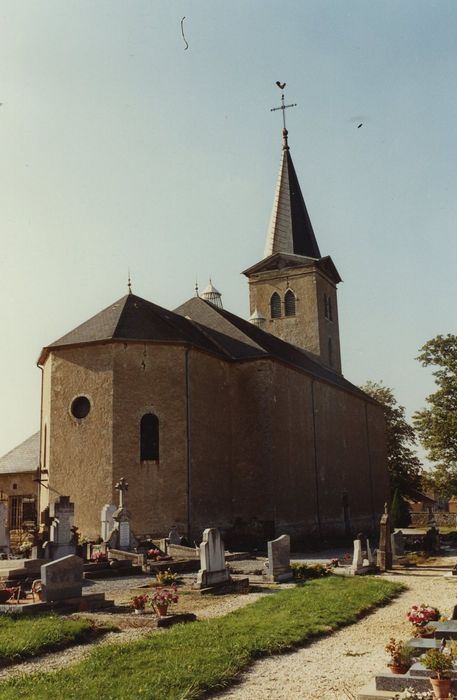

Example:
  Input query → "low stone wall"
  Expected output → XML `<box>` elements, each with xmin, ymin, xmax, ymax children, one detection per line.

<box><xmin>410</xmin><ymin>512</ymin><xmax>457</xmax><ymax>528</ymax></box>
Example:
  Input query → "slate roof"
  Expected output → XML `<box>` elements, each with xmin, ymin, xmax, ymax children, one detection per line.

<box><xmin>0</xmin><ymin>432</ymin><xmax>40</xmax><ymax>474</ymax></box>
<box><xmin>39</xmin><ymin>292</ymin><xmax>371</xmax><ymax>401</ymax></box>
<box><xmin>38</xmin><ymin>294</ymin><xmax>227</xmax><ymax>364</ymax></box>
<box><xmin>264</xmin><ymin>132</ymin><xmax>321</xmax><ymax>259</ymax></box>
<box><xmin>174</xmin><ymin>297</ymin><xmax>372</xmax><ymax>401</ymax></box>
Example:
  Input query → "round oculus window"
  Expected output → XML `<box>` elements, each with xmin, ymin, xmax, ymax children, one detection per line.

<box><xmin>71</xmin><ymin>396</ymin><xmax>91</xmax><ymax>419</ymax></box>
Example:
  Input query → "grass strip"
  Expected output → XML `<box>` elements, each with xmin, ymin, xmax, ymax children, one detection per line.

<box><xmin>0</xmin><ymin>577</ymin><xmax>403</xmax><ymax>700</ymax></box>
<box><xmin>0</xmin><ymin>614</ymin><xmax>99</xmax><ymax>664</ymax></box>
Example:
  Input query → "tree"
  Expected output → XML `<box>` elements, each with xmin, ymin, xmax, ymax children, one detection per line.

<box><xmin>361</xmin><ymin>381</ymin><xmax>423</xmax><ymax>497</ymax></box>
<box><xmin>413</xmin><ymin>334</ymin><xmax>457</xmax><ymax>498</ymax></box>
<box><xmin>390</xmin><ymin>488</ymin><xmax>411</xmax><ymax>528</ymax></box>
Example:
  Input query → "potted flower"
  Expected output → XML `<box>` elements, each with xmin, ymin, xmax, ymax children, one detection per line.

<box><xmin>385</xmin><ymin>638</ymin><xmax>416</xmax><ymax>674</ymax></box>
<box><xmin>148</xmin><ymin>548</ymin><xmax>160</xmax><ymax>560</ymax></box>
<box><xmin>150</xmin><ymin>585</ymin><xmax>178</xmax><ymax>617</ymax></box>
<box><xmin>407</xmin><ymin>604</ymin><xmax>441</xmax><ymax>637</ymax></box>
<box><xmin>130</xmin><ymin>593</ymin><xmax>149</xmax><ymax>614</ymax></box>
<box><xmin>422</xmin><ymin>647</ymin><xmax>455</xmax><ymax>699</ymax></box>
<box><xmin>91</xmin><ymin>551</ymin><xmax>108</xmax><ymax>564</ymax></box>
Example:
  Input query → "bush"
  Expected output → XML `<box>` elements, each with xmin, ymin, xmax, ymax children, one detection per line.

<box><xmin>291</xmin><ymin>562</ymin><xmax>331</xmax><ymax>580</ymax></box>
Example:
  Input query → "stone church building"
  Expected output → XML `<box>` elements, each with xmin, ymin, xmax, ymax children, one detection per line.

<box><xmin>28</xmin><ymin>125</ymin><xmax>389</xmax><ymax>544</ymax></box>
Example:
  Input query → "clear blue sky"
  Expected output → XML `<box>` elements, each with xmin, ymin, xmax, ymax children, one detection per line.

<box><xmin>1</xmin><ymin>1</ymin><xmax>455</xmax><ymax>460</ymax></box>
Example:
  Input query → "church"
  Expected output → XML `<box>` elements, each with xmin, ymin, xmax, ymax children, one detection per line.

<box><xmin>3</xmin><ymin>121</ymin><xmax>389</xmax><ymax>546</ymax></box>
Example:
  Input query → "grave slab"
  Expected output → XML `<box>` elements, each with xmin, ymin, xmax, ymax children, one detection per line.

<box><xmin>264</xmin><ymin>534</ymin><xmax>293</xmax><ymax>582</ymax></box>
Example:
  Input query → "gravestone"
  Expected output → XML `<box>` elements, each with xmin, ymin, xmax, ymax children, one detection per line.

<box><xmin>391</xmin><ymin>530</ymin><xmax>405</xmax><ymax>557</ymax></box>
<box><xmin>44</xmin><ymin>496</ymin><xmax>77</xmax><ymax>560</ymax></box>
<box><xmin>0</xmin><ymin>502</ymin><xmax>10</xmax><ymax>554</ymax></box>
<box><xmin>265</xmin><ymin>534</ymin><xmax>293</xmax><ymax>582</ymax></box>
<box><xmin>366</xmin><ymin>539</ymin><xmax>374</xmax><ymax>566</ymax></box>
<box><xmin>105</xmin><ymin>478</ymin><xmax>138</xmax><ymax>551</ymax></box>
<box><xmin>100</xmin><ymin>504</ymin><xmax>116</xmax><ymax>542</ymax></box>
<box><xmin>41</xmin><ymin>554</ymin><xmax>84</xmax><ymax>602</ymax></box>
<box><xmin>377</xmin><ymin>502</ymin><xmax>392</xmax><ymax>571</ymax></box>
<box><xmin>168</xmin><ymin>525</ymin><xmax>181</xmax><ymax>545</ymax></box>
<box><xmin>352</xmin><ymin>538</ymin><xmax>363</xmax><ymax>570</ymax></box>
<box><xmin>196</xmin><ymin>528</ymin><xmax>230</xmax><ymax>588</ymax></box>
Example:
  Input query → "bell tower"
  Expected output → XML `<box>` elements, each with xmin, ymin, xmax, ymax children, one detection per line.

<box><xmin>243</xmin><ymin>89</ymin><xmax>342</xmax><ymax>373</ymax></box>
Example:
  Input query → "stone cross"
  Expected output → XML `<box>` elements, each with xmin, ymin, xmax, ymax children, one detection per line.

<box><xmin>114</xmin><ymin>478</ymin><xmax>128</xmax><ymax>509</ymax></box>
<box><xmin>377</xmin><ymin>502</ymin><xmax>392</xmax><ymax>571</ymax></box>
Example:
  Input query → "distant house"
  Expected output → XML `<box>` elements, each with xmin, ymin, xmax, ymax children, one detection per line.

<box><xmin>406</xmin><ymin>490</ymin><xmax>437</xmax><ymax>514</ymax></box>
<box><xmin>0</xmin><ymin>433</ymin><xmax>39</xmax><ymax>531</ymax></box>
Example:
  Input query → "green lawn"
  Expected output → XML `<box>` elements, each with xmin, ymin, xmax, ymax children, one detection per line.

<box><xmin>0</xmin><ymin>577</ymin><xmax>403</xmax><ymax>700</ymax></box>
<box><xmin>0</xmin><ymin>614</ymin><xmax>98</xmax><ymax>664</ymax></box>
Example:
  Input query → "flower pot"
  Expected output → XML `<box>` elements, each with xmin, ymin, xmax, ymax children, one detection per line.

<box><xmin>388</xmin><ymin>664</ymin><xmax>409</xmax><ymax>675</ymax></box>
<box><xmin>430</xmin><ymin>677</ymin><xmax>451</xmax><ymax>699</ymax></box>
<box><xmin>156</xmin><ymin>604</ymin><xmax>168</xmax><ymax>617</ymax></box>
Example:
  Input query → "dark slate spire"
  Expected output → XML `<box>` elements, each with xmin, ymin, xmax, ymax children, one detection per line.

<box><xmin>264</xmin><ymin>128</ymin><xmax>321</xmax><ymax>259</ymax></box>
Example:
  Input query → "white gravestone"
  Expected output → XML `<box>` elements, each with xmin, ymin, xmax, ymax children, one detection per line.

<box><xmin>352</xmin><ymin>539</ymin><xmax>363</xmax><ymax>570</ymax></box>
<box><xmin>0</xmin><ymin>502</ymin><xmax>9</xmax><ymax>554</ymax></box>
<box><xmin>196</xmin><ymin>528</ymin><xmax>230</xmax><ymax>588</ymax></box>
<box><xmin>41</xmin><ymin>554</ymin><xmax>83</xmax><ymax>602</ymax></box>
<box><xmin>48</xmin><ymin>496</ymin><xmax>76</xmax><ymax>560</ymax></box>
<box><xmin>100</xmin><ymin>504</ymin><xmax>116</xmax><ymax>542</ymax></box>
<box><xmin>265</xmin><ymin>534</ymin><xmax>293</xmax><ymax>582</ymax></box>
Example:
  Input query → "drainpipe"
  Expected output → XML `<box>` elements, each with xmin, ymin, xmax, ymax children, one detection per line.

<box><xmin>185</xmin><ymin>349</ymin><xmax>191</xmax><ymax>538</ymax></box>
<box><xmin>310</xmin><ymin>380</ymin><xmax>322</xmax><ymax>537</ymax></box>
<box><xmin>36</xmin><ymin>362</ymin><xmax>44</xmax><ymax>519</ymax></box>
<box><xmin>364</xmin><ymin>403</ymin><xmax>376</xmax><ymax>531</ymax></box>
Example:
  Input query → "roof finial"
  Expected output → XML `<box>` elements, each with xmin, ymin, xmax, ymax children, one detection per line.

<box><xmin>195</xmin><ymin>278</ymin><xmax>199</xmax><ymax>297</ymax></box>
<box><xmin>127</xmin><ymin>269</ymin><xmax>132</xmax><ymax>295</ymax></box>
<box><xmin>270</xmin><ymin>82</ymin><xmax>297</xmax><ymax>150</ymax></box>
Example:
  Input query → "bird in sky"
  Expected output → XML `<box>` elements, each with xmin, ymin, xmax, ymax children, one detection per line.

<box><xmin>276</xmin><ymin>81</ymin><xmax>286</xmax><ymax>90</ymax></box>
<box><xmin>357</xmin><ymin>123</ymin><xmax>363</xmax><ymax>128</ymax></box>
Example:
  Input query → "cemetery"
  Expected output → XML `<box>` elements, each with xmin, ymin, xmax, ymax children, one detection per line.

<box><xmin>1</xmin><ymin>488</ymin><xmax>457</xmax><ymax>700</ymax></box>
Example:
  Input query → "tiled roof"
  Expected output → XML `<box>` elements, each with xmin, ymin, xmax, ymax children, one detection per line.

<box><xmin>0</xmin><ymin>432</ymin><xmax>40</xmax><ymax>474</ymax></box>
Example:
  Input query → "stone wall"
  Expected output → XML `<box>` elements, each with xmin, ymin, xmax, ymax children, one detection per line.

<box><xmin>41</xmin><ymin>338</ymin><xmax>389</xmax><ymax>544</ymax></box>
<box><xmin>411</xmin><ymin>512</ymin><xmax>457</xmax><ymax>528</ymax></box>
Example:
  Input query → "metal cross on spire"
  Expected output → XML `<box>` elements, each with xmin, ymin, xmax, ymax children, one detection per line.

<box><xmin>270</xmin><ymin>80</ymin><xmax>297</xmax><ymax>129</ymax></box>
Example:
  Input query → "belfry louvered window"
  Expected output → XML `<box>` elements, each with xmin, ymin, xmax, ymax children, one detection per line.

<box><xmin>270</xmin><ymin>292</ymin><xmax>281</xmax><ymax>318</ymax></box>
<box><xmin>284</xmin><ymin>289</ymin><xmax>296</xmax><ymax>317</ymax></box>
<box><xmin>140</xmin><ymin>413</ymin><xmax>159</xmax><ymax>461</ymax></box>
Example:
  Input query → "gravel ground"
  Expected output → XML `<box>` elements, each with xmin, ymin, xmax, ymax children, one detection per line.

<box><xmin>2</xmin><ymin>556</ymin><xmax>457</xmax><ymax>699</ymax></box>
<box><xmin>213</xmin><ymin>566</ymin><xmax>457</xmax><ymax>700</ymax></box>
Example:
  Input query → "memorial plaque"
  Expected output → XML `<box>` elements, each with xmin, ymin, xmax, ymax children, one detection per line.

<box><xmin>41</xmin><ymin>555</ymin><xmax>83</xmax><ymax>602</ymax></box>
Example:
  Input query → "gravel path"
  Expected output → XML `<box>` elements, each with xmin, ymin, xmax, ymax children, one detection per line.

<box><xmin>213</xmin><ymin>568</ymin><xmax>457</xmax><ymax>700</ymax></box>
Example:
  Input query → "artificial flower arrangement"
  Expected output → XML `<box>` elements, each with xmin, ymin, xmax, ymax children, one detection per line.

<box><xmin>130</xmin><ymin>594</ymin><xmax>149</xmax><ymax>611</ymax></box>
<box><xmin>91</xmin><ymin>551</ymin><xmax>108</xmax><ymax>563</ymax></box>
<box><xmin>407</xmin><ymin>604</ymin><xmax>440</xmax><ymax>637</ymax></box>
<box><xmin>150</xmin><ymin>585</ymin><xmax>179</xmax><ymax>616</ymax></box>
<box><xmin>384</xmin><ymin>638</ymin><xmax>416</xmax><ymax>674</ymax></box>
<box><xmin>403</xmin><ymin>688</ymin><xmax>434</xmax><ymax>700</ymax></box>
<box><xmin>155</xmin><ymin>569</ymin><xmax>181</xmax><ymax>586</ymax></box>
<box><xmin>147</xmin><ymin>548</ymin><xmax>160</xmax><ymax>560</ymax></box>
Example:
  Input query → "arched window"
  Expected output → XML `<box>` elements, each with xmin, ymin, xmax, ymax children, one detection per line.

<box><xmin>284</xmin><ymin>289</ymin><xmax>296</xmax><ymax>317</ymax></box>
<box><xmin>140</xmin><ymin>413</ymin><xmax>159</xmax><ymax>461</ymax></box>
<box><xmin>328</xmin><ymin>297</ymin><xmax>333</xmax><ymax>321</ymax></box>
<box><xmin>324</xmin><ymin>293</ymin><xmax>328</xmax><ymax>319</ymax></box>
<box><xmin>328</xmin><ymin>338</ymin><xmax>333</xmax><ymax>367</ymax></box>
<box><xmin>270</xmin><ymin>292</ymin><xmax>281</xmax><ymax>318</ymax></box>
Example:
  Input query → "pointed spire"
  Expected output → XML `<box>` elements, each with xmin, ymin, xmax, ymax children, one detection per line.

<box><xmin>201</xmin><ymin>278</ymin><xmax>223</xmax><ymax>308</ymax></box>
<box><xmin>127</xmin><ymin>270</ymin><xmax>132</xmax><ymax>295</ymax></box>
<box><xmin>265</xmin><ymin>96</ymin><xmax>321</xmax><ymax>260</ymax></box>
